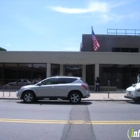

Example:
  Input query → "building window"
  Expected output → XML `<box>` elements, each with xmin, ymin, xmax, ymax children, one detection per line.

<box><xmin>32</xmin><ymin>64</ymin><xmax>46</xmax><ymax>82</ymax></box>
<box><xmin>0</xmin><ymin>63</ymin><xmax>3</xmax><ymax>85</ymax></box>
<box><xmin>121</xmin><ymin>48</ymin><xmax>129</xmax><ymax>52</ymax></box>
<box><xmin>130</xmin><ymin>48</ymin><xmax>138</xmax><ymax>52</ymax></box>
<box><xmin>112</xmin><ymin>47</ymin><xmax>138</xmax><ymax>52</ymax></box>
<box><xmin>100</xmin><ymin>64</ymin><xmax>117</xmax><ymax>86</ymax></box>
<box><xmin>86</xmin><ymin>65</ymin><xmax>95</xmax><ymax>86</ymax></box>
<box><xmin>112</xmin><ymin>48</ymin><xmax>121</xmax><ymax>52</ymax></box>
<box><xmin>0</xmin><ymin>63</ymin><xmax>47</xmax><ymax>86</ymax></box>
<box><xmin>100</xmin><ymin>64</ymin><xmax>140</xmax><ymax>89</ymax></box>
<box><xmin>64</xmin><ymin>65</ymin><xmax>82</xmax><ymax>77</ymax></box>
<box><xmin>18</xmin><ymin>64</ymin><xmax>32</xmax><ymax>81</ymax></box>
<box><xmin>51</xmin><ymin>64</ymin><xmax>60</xmax><ymax>76</ymax></box>
<box><xmin>4</xmin><ymin>63</ymin><xmax>18</xmax><ymax>84</ymax></box>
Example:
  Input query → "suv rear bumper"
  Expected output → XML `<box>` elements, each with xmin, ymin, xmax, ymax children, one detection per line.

<box><xmin>83</xmin><ymin>94</ymin><xmax>90</xmax><ymax>98</ymax></box>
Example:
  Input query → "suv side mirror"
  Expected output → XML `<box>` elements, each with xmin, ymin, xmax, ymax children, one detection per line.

<box><xmin>37</xmin><ymin>83</ymin><xmax>42</xmax><ymax>86</ymax></box>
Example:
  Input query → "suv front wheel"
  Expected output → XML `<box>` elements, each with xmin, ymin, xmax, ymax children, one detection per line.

<box><xmin>69</xmin><ymin>92</ymin><xmax>81</xmax><ymax>104</ymax></box>
<box><xmin>23</xmin><ymin>91</ymin><xmax>35</xmax><ymax>103</ymax></box>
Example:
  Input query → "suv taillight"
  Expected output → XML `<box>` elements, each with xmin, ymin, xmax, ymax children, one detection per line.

<box><xmin>81</xmin><ymin>84</ymin><xmax>88</xmax><ymax>90</ymax></box>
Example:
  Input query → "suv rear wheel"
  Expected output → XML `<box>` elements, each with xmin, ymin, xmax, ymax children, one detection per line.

<box><xmin>69</xmin><ymin>92</ymin><xmax>81</xmax><ymax>104</ymax></box>
<box><xmin>23</xmin><ymin>91</ymin><xmax>35</xmax><ymax>103</ymax></box>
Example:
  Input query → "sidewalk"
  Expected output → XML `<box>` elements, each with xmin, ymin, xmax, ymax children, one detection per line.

<box><xmin>0</xmin><ymin>90</ymin><xmax>130</xmax><ymax>101</ymax></box>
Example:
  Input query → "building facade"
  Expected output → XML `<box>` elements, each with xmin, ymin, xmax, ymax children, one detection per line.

<box><xmin>0</xmin><ymin>29</ymin><xmax>140</xmax><ymax>90</ymax></box>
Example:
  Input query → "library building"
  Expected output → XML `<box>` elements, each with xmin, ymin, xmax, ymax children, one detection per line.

<box><xmin>0</xmin><ymin>29</ymin><xmax>140</xmax><ymax>90</ymax></box>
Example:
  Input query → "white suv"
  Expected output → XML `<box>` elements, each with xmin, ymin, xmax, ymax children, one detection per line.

<box><xmin>16</xmin><ymin>76</ymin><xmax>90</xmax><ymax>104</ymax></box>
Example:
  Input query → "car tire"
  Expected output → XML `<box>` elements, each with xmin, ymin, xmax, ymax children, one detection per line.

<box><xmin>69</xmin><ymin>92</ymin><xmax>81</xmax><ymax>104</ymax></box>
<box><xmin>23</xmin><ymin>91</ymin><xmax>36</xmax><ymax>103</ymax></box>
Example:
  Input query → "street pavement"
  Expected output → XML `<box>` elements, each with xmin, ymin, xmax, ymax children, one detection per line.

<box><xmin>0</xmin><ymin>89</ymin><xmax>130</xmax><ymax>101</ymax></box>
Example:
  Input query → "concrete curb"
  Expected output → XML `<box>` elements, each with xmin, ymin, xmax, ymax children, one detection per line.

<box><xmin>0</xmin><ymin>97</ymin><xmax>131</xmax><ymax>102</ymax></box>
<box><xmin>0</xmin><ymin>98</ymin><xmax>19</xmax><ymax>100</ymax></box>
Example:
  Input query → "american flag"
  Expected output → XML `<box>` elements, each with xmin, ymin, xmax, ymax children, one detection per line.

<box><xmin>92</xmin><ymin>27</ymin><xmax>100</xmax><ymax>51</ymax></box>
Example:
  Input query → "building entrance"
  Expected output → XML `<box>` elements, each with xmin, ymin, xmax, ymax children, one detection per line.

<box><xmin>64</xmin><ymin>65</ymin><xmax>82</xmax><ymax>77</ymax></box>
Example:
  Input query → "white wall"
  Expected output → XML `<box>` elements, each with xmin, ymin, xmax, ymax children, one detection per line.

<box><xmin>0</xmin><ymin>51</ymin><xmax>140</xmax><ymax>65</ymax></box>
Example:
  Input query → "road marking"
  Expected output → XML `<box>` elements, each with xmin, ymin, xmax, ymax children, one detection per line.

<box><xmin>0</xmin><ymin>118</ymin><xmax>140</xmax><ymax>125</ymax></box>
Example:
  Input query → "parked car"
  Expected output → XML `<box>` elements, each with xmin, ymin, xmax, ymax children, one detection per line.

<box><xmin>124</xmin><ymin>83</ymin><xmax>140</xmax><ymax>102</ymax></box>
<box><xmin>32</xmin><ymin>78</ymin><xmax>41</xmax><ymax>84</ymax></box>
<box><xmin>8</xmin><ymin>79</ymin><xmax>31</xmax><ymax>86</ymax></box>
<box><xmin>16</xmin><ymin>76</ymin><xmax>90</xmax><ymax>104</ymax></box>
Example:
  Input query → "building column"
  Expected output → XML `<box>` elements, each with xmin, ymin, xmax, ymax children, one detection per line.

<box><xmin>95</xmin><ymin>63</ymin><xmax>99</xmax><ymax>90</ymax></box>
<box><xmin>95</xmin><ymin>63</ymin><xmax>99</xmax><ymax>79</ymax></box>
<box><xmin>60</xmin><ymin>64</ymin><xmax>63</xmax><ymax>76</ymax></box>
<box><xmin>82</xmin><ymin>65</ymin><xmax>86</xmax><ymax>82</ymax></box>
<box><xmin>47</xmin><ymin>63</ymin><xmax>51</xmax><ymax>77</ymax></box>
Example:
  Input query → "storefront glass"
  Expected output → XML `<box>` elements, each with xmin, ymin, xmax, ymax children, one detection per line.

<box><xmin>18</xmin><ymin>64</ymin><xmax>32</xmax><ymax>81</ymax></box>
<box><xmin>32</xmin><ymin>64</ymin><xmax>46</xmax><ymax>83</ymax></box>
<box><xmin>0</xmin><ymin>63</ymin><xmax>46</xmax><ymax>86</ymax></box>
<box><xmin>99</xmin><ymin>64</ymin><xmax>117</xmax><ymax>87</ymax></box>
<box><xmin>4</xmin><ymin>63</ymin><xmax>18</xmax><ymax>84</ymax></box>
<box><xmin>86</xmin><ymin>65</ymin><xmax>95</xmax><ymax>86</ymax></box>
<box><xmin>1</xmin><ymin>63</ymin><xmax>140</xmax><ymax>89</ymax></box>
<box><xmin>64</xmin><ymin>65</ymin><xmax>82</xmax><ymax>77</ymax></box>
<box><xmin>51</xmin><ymin>64</ymin><xmax>60</xmax><ymax>76</ymax></box>
<box><xmin>99</xmin><ymin>64</ymin><xmax>140</xmax><ymax>89</ymax></box>
<box><xmin>0</xmin><ymin>63</ymin><xmax>3</xmax><ymax>85</ymax></box>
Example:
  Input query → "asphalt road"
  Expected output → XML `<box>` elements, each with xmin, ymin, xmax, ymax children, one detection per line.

<box><xmin>0</xmin><ymin>100</ymin><xmax>140</xmax><ymax>140</ymax></box>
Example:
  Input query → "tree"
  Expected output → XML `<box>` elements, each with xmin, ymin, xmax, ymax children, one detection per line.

<box><xmin>0</xmin><ymin>47</ymin><xmax>7</xmax><ymax>51</ymax></box>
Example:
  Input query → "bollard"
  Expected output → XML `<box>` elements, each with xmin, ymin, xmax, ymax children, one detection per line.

<box><xmin>108</xmin><ymin>80</ymin><xmax>110</xmax><ymax>98</ymax></box>
<box><xmin>3</xmin><ymin>84</ymin><xmax>11</xmax><ymax>97</ymax></box>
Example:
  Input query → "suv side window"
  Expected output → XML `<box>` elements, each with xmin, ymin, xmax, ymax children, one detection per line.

<box><xmin>41</xmin><ymin>78</ymin><xmax>58</xmax><ymax>85</ymax></box>
<box><xmin>57</xmin><ymin>78</ymin><xmax>77</xmax><ymax>84</ymax></box>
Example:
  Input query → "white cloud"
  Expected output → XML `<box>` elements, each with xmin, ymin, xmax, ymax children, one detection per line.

<box><xmin>48</xmin><ymin>0</ymin><xmax>139</xmax><ymax>22</ymax></box>
<box><xmin>49</xmin><ymin>2</ymin><xmax>109</xmax><ymax>14</ymax></box>
<box><xmin>101</xmin><ymin>11</ymin><xmax>140</xmax><ymax>22</ymax></box>
<box><xmin>48</xmin><ymin>1</ymin><xmax>136</xmax><ymax>14</ymax></box>
<box><xmin>110</xmin><ymin>0</ymin><xmax>138</xmax><ymax>8</ymax></box>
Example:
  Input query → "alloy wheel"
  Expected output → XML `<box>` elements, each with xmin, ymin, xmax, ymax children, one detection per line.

<box><xmin>23</xmin><ymin>92</ymin><xmax>34</xmax><ymax>103</ymax></box>
<box><xmin>69</xmin><ymin>93</ymin><xmax>81</xmax><ymax>104</ymax></box>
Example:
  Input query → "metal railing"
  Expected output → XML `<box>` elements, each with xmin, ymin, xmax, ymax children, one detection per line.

<box><xmin>107</xmin><ymin>29</ymin><xmax>140</xmax><ymax>36</ymax></box>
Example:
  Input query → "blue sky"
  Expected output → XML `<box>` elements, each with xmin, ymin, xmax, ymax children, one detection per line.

<box><xmin>0</xmin><ymin>0</ymin><xmax>140</xmax><ymax>51</ymax></box>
